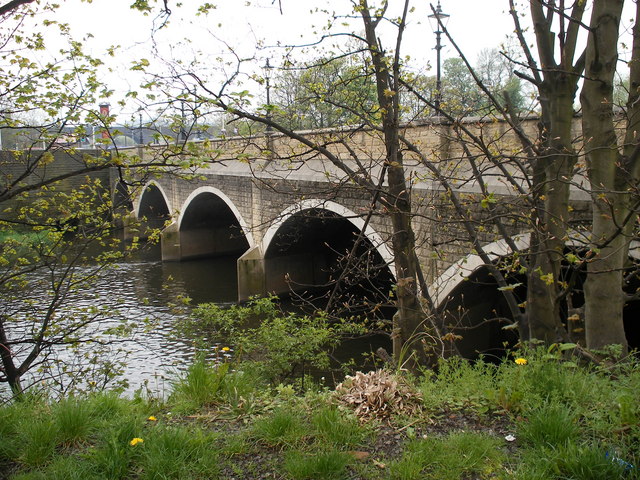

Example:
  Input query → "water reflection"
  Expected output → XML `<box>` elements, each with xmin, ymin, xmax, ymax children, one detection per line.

<box><xmin>111</xmin><ymin>253</ymin><xmax>239</xmax><ymax>395</ymax></box>
<box><xmin>2</xmin><ymin>241</ymin><xmax>392</xmax><ymax>399</ymax></box>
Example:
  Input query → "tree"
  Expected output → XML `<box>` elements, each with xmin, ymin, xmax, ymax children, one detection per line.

<box><xmin>433</xmin><ymin>0</ymin><xmax>638</xmax><ymax>352</ymax></box>
<box><xmin>579</xmin><ymin>0</ymin><xmax>639</xmax><ymax>351</ymax></box>
<box><xmin>271</xmin><ymin>54</ymin><xmax>378</xmax><ymax>130</ymax></box>
<box><xmin>0</xmin><ymin>0</ymin><xmax>203</xmax><ymax>396</ymax></box>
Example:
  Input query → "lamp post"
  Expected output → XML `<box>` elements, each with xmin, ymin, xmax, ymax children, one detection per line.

<box><xmin>264</xmin><ymin>58</ymin><xmax>273</xmax><ymax>133</ymax></box>
<box><xmin>428</xmin><ymin>1</ymin><xmax>449</xmax><ymax>114</ymax></box>
<box><xmin>137</xmin><ymin>108</ymin><xmax>143</xmax><ymax>145</ymax></box>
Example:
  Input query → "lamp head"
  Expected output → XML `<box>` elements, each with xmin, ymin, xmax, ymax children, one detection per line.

<box><xmin>428</xmin><ymin>1</ymin><xmax>450</xmax><ymax>32</ymax></box>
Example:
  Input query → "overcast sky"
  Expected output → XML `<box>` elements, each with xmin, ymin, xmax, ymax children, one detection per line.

<box><xmin>45</xmin><ymin>0</ymin><xmax>636</xmax><ymax>120</ymax></box>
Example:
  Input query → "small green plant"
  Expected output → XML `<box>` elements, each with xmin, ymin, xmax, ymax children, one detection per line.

<box><xmin>284</xmin><ymin>449</ymin><xmax>352</xmax><ymax>480</ymax></box>
<box><xmin>388</xmin><ymin>431</ymin><xmax>504</xmax><ymax>480</ymax></box>
<box><xmin>311</xmin><ymin>405</ymin><xmax>365</xmax><ymax>448</ymax></box>
<box><xmin>253</xmin><ymin>407</ymin><xmax>306</xmax><ymax>448</ymax></box>
<box><xmin>518</xmin><ymin>402</ymin><xmax>579</xmax><ymax>447</ymax></box>
<box><xmin>187</xmin><ymin>296</ymin><xmax>363</xmax><ymax>384</ymax></box>
<box><xmin>169</xmin><ymin>356</ymin><xmax>229</xmax><ymax>412</ymax></box>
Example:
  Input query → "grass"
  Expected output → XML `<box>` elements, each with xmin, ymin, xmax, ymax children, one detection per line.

<box><xmin>388</xmin><ymin>432</ymin><xmax>505</xmax><ymax>480</ymax></box>
<box><xmin>1</xmin><ymin>348</ymin><xmax>639</xmax><ymax>479</ymax></box>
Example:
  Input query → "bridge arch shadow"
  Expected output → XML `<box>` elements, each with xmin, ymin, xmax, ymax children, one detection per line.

<box><xmin>136</xmin><ymin>181</ymin><xmax>172</xmax><ymax>238</ymax></box>
<box><xmin>261</xmin><ymin>199</ymin><xmax>396</xmax><ymax>319</ymax></box>
<box><xmin>173</xmin><ymin>186</ymin><xmax>253</xmax><ymax>260</ymax></box>
<box><xmin>432</xmin><ymin>234</ymin><xmax>640</xmax><ymax>357</ymax></box>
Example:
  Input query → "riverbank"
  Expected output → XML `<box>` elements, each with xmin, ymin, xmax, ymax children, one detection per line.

<box><xmin>1</xmin><ymin>347</ymin><xmax>638</xmax><ymax>479</ymax></box>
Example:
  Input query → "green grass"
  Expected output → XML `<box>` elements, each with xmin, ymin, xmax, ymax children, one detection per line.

<box><xmin>284</xmin><ymin>449</ymin><xmax>353</xmax><ymax>480</ymax></box>
<box><xmin>169</xmin><ymin>357</ymin><xmax>230</xmax><ymax>412</ymax></box>
<box><xmin>517</xmin><ymin>401</ymin><xmax>579</xmax><ymax>447</ymax></box>
<box><xmin>253</xmin><ymin>407</ymin><xmax>307</xmax><ymax>448</ymax></box>
<box><xmin>311</xmin><ymin>405</ymin><xmax>366</xmax><ymax>448</ymax></box>
<box><xmin>138</xmin><ymin>426</ymin><xmax>220</xmax><ymax>479</ymax></box>
<box><xmin>53</xmin><ymin>397</ymin><xmax>95</xmax><ymax>446</ymax></box>
<box><xmin>388</xmin><ymin>431</ymin><xmax>505</xmax><ymax>480</ymax></box>
<box><xmin>1</xmin><ymin>348</ymin><xmax>639</xmax><ymax>480</ymax></box>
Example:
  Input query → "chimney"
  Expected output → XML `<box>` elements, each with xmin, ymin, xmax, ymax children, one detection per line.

<box><xmin>99</xmin><ymin>103</ymin><xmax>110</xmax><ymax>139</ymax></box>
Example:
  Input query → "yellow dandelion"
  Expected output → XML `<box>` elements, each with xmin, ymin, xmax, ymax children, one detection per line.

<box><xmin>515</xmin><ymin>357</ymin><xmax>528</xmax><ymax>365</ymax></box>
<box><xmin>221</xmin><ymin>347</ymin><xmax>231</xmax><ymax>352</ymax></box>
<box><xmin>129</xmin><ymin>437</ymin><xmax>144</xmax><ymax>446</ymax></box>
<box><xmin>147</xmin><ymin>416</ymin><xmax>157</xmax><ymax>421</ymax></box>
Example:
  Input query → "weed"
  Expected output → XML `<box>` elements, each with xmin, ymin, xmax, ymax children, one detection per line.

<box><xmin>284</xmin><ymin>449</ymin><xmax>352</xmax><ymax>480</ymax></box>
<box><xmin>518</xmin><ymin>402</ymin><xmax>579</xmax><ymax>447</ymax></box>
<box><xmin>311</xmin><ymin>405</ymin><xmax>365</xmax><ymax>448</ymax></box>
<box><xmin>253</xmin><ymin>407</ymin><xmax>307</xmax><ymax>448</ymax></box>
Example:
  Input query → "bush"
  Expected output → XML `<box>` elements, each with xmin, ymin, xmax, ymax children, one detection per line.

<box><xmin>188</xmin><ymin>296</ymin><xmax>363</xmax><ymax>383</ymax></box>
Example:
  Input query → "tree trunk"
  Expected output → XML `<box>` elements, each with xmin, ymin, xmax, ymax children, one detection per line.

<box><xmin>524</xmin><ymin>0</ymin><xmax>585</xmax><ymax>344</ymax></box>
<box><xmin>527</xmin><ymin>89</ymin><xmax>576</xmax><ymax>343</ymax></box>
<box><xmin>359</xmin><ymin>0</ymin><xmax>432</xmax><ymax>365</ymax></box>
<box><xmin>0</xmin><ymin>320</ymin><xmax>24</xmax><ymax>396</ymax></box>
<box><xmin>580</xmin><ymin>0</ymin><xmax>628</xmax><ymax>353</ymax></box>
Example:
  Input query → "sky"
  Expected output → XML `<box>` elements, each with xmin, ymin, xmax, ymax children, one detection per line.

<box><xmin>27</xmin><ymin>0</ymin><xmax>639</xmax><ymax>121</ymax></box>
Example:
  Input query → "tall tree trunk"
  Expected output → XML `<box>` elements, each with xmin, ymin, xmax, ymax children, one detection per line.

<box><xmin>0</xmin><ymin>319</ymin><xmax>23</xmax><ymax>396</ymax></box>
<box><xmin>359</xmin><ymin>0</ymin><xmax>431</xmax><ymax>365</ymax></box>
<box><xmin>525</xmin><ymin>0</ymin><xmax>585</xmax><ymax>344</ymax></box>
<box><xmin>527</xmin><ymin>86</ymin><xmax>577</xmax><ymax>343</ymax></box>
<box><xmin>581</xmin><ymin>0</ymin><xmax>628</xmax><ymax>352</ymax></box>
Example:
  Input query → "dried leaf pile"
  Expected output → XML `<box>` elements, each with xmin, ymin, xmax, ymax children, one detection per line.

<box><xmin>334</xmin><ymin>369</ymin><xmax>422</xmax><ymax>420</ymax></box>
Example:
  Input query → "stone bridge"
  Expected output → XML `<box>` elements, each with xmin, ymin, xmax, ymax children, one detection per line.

<box><xmin>119</xmin><ymin>116</ymin><xmax>596</xmax><ymax>355</ymax></box>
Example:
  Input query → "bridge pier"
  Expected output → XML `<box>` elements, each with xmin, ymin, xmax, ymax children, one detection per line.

<box><xmin>237</xmin><ymin>247</ymin><xmax>330</xmax><ymax>301</ymax></box>
<box><xmin>161</xmin><ymin>221</ymin><xmax>251</xmax><ymax>262</ymax></box>
<box><xmin>237</xmin><ymin>246</ymin><xmax>266</xmax><ymax>301</ymax></box>
<box><xmin>121</xmin><ymin>211</ymin><xmax>140</xmax><ymax>241</ymax></box>
<box><xmin>161</xmin><ymin>221</ymin><xmax>181</xmax><ymax>261</ymax></box>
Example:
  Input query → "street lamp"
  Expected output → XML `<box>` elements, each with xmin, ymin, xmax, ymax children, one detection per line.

<box><xmin>428</xmin><ymin>1</ymin><xmax>450</xmax><ymax>114</ymax></box>
<box><xmin>137</xmin><ymin>108</ymin><xmax>143</xmax><ymax>145</ymax></box>
<box><xmin>264</xmin><ymin>58</ymin><xmax>273</xmax><ymax>133</ymax></box>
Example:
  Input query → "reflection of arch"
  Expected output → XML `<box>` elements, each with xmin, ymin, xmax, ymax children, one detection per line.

<box><xmin>177</xmin><ymin>186</ymin><xmax>254</xmax><ymax>248</ymax></box>
<box><xmin>136</xmin><ymin>181</ymin><xmax>172</xmax><ymax>219</ymax></box>
<box><xmin>263</xmin><ymin>199</ymin><xmax>393</xmax><ymax>274</ymax></box>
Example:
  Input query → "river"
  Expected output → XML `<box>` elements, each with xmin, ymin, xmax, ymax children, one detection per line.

<box><xmin>1</xmin><ymin>243</ymin><xmax>389</xmax><ymax>399</ymax></box>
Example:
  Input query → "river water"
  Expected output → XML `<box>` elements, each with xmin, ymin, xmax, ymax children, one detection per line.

<box><xmin>2</xmin><ymin>243</ymin><xmax>389</xmax><ymax>399</ymax></box>
<box><xmin>0</xmin><ymin>244</ymin><xmax>240</xmax><ymax>399</ymax></box>
<box><xmin>88</xmin><ymin>248</ymin><xmax>240</xmax><ymax>396</ymax></box>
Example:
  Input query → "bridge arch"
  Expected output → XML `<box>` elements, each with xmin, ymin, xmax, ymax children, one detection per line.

<box><xmin>162</xmin><ymin>186</ymin><xmax>252</xmax><ymax>261</ymax></box>
<box><xmin>432</xmin><ymin>234</ymin><xmax>530</xmax><ymax>308</ymax></box>
<box><xmin>262</xmin><ymin>199</ymin><xmax>394</xmax><ymax>270</ymax></box>
<box><xmin>177</xmin><ymin>186</ymin><xmax>255</xmax><ymax>248</ymax></box>
<box><xmin>136</xmin><ymin>181</ymin><xmax>172</xmax><ymax>237</ymax></box>
<box><xmin>432</xmin><ymin>233</ymin><xmax>640</xmax><ymax>356</ymax></box>
<box><xmin>256</xmin><ymin>199</ymin><xmax>395</xmax><ymax>318</ymax></box>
